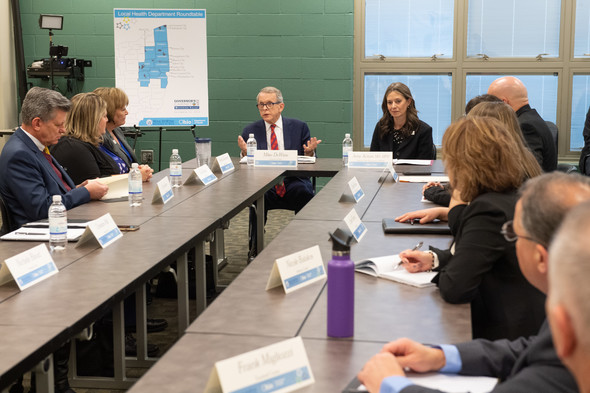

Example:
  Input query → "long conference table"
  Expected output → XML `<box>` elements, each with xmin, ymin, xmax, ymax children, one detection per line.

<box><xmin>0</xmin><ymin>158</ymin><xmax>470</xmax><ymax>392</ymax></box>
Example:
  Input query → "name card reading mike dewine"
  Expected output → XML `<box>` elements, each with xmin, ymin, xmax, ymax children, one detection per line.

<box><xmin>255</xmin><ymin>150</ymin><xmax>298</xmax><ymax>168</ymax></box>
<box><xmin>4</xmin><ymin>244</ymin><xmax>58</xmax><ymax>290</ymax></box>
<box><xmin>266</xmin><ymin>245</ymin><xmax>326</xmax><ymax>293</ymax></box>
<box><xmin>152</xmin><ymin>176</ymin><xmax>174</xmax><ymax>204</ymax></box>
<box><xmin>348</xmin><ymin>151</ymin><xmax>392</xmax><ymax>168</ymax></box>
<box><xmin>76</xmin><ymin>213</ymin><xmax>123</xmax><ymax>249</ymax></box>
<box><xmin>211</xmin><ymin>153</ymin><xmax>235</xmax><ymax>174</ymax></box>
<box><xmin>344</xmin><ymin>208</ymin><xmax>367</xmax><ymax>242</ymax></box>
<box><xmin>204</xmin><ymin>336</ymin><xmax>314</xmax><ymax>393</ymax></box>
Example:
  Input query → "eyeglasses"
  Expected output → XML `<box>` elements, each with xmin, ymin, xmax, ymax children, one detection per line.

<box><xmin>501</xmin><ymin>220</ymin><xmax>539</xmax><ymax>244</ymax></box>
<box><xmin>256</xmin><ymin>102</ymin><xmax>281</xmax><ymax>110</ymax></box>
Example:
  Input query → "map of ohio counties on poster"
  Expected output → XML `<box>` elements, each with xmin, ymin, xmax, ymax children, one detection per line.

<box><xmin>114</xmin><ymin>9</ymin><xmax>209</xmax><ymax>127</ymax></box>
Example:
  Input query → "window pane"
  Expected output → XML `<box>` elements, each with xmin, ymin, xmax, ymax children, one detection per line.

<box><xmin>574</xmin><ymin>0</ymin><xmax>590</xmax><ymax>58</ymax></box>
<box><xmin>363</xmin><ymin>74</ymin><xmax>452</xmax><ymax>148</ymax></box>
<box><xmin>365</xmin><ymin>0</ymin><xmax>454</xmax><ymax>58</ymax></box>
<box><xmin>571</xmin><ymin>75</ymin><xmax>590</xmax><ymax>150</ymax></box>
<box><xmin>465</xmin><ymin>74</ymin><xmax>558</xmax><ymax>124</ymax></box>
<box><xmin>467</xmin><ymin>0</ymin><xmax>561</xmax><ymax>58</ymax></box>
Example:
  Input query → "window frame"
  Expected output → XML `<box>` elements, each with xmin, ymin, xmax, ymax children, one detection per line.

<box><xmin>353</xmin><ymin>0</ymin><xmax>583</xmax><ymax>160</ymax></box>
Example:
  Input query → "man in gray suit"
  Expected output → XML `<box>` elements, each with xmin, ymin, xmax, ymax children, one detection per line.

<box><xmin>547</xmin><ymin>201</ymin><xmax>590</xmax><ymax>393</ymax></box>
<box><xmin>357</xmin><ymin>172</ymin><xmax>590</xmax><ymax>393</ymax></box>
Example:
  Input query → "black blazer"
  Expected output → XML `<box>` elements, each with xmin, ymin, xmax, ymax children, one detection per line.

<box><xmin>579</xmin><ymin>106</ymin><xmax>590</xmax><ymax>174</ymax></box>
<box><xmin>516</xmin><ymin>105</ymin><xmax>557</xmax><ymax>172</ymax></box>
<box><xmin>431</xmin><ymin>192</ymin><xmax>546</xmax><ymax>341</ymax></box>
<box><xmin>370</xmin><ymin>119</ymin><xmax>434</xmax><ymax>159</ymax></box>
<box><xmin>50</xmin><ymin>136</ymin><xmax>120</xmax><ymax>184</ymax></box>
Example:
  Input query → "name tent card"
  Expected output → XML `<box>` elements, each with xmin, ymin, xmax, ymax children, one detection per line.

<box><xmin>204</xmin><ymin>336</ymin><xmax>315</xmax><ymax>393</ymax></box>
<box><xmin>4</xmin><ymin>244</ymin><xmax>58</xmax><ymax>290</ymax></box>
<box><xmin>344</xmin><ymin>208</ymin><xmax>367</xmax><ymax>242</ymax></box>
<box><xmin>210</xmin><ymin>153</ymin><xmax>235</xmax><ymax>175</ymax></box>
<box><xmin>266</xmin><ymin>245</ymin><xmax>326</xmax><ymax>293</ymax></box>
<box><xmin>348</xmin><ymin>151</ymin><xmax>392</xmax><ymax>169</ymax></box>
<box><xmin>254</xmin><ymin>150</ymin><xmax>298</xmax><ymax>168</ymax></box>
<box><xmin>75</xmin><ymin>213</ymin><xmax>123</xmax><ymax>249</ymax></box>
<box><xmin>152</xmin><ymin>176</ymin><xmax>174</xmax><ymax>204</ymax></box>
<box><xmin>339</xmin><ymin>176</ymin><xmax>365</xmax><ymax>203</ymax></box>
<box><xmin>379</xmin><ymin>164</ymin><xmax>398</xmax><ymax>183</ymax></box>
<box><xmin>184</xmin><ymin>165</ymin><xmax>218</xmax><ymax>186</ymax></box>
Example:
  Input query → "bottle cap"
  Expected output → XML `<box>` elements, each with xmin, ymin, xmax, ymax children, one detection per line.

<box><xmin>345</xmin><ymin>133</ymin><xmax>350</xmax><ymax>138</ymax></box>
<box><xmin>329</xmin><ymin>229</ymin><xmax>353</xmax><ymax>253</ymax></box>
<box><xmin>172</xmin><ymin>149</ymin><xmax>178</xmax><ymax>154</ymax></box>
<box><xmin>132</xmin><ymin>163</ymin><xmax>139</xmax><ymax>169</ymax></box>
<box><xmin>249</xmin><ymin>133</ymin><xmax>254</xmax><ymax>138</ymax></box>
<box><xmin>52</xmin><ymin>195</ymin><xmax>62</xmax><ymax>202</ymax></box>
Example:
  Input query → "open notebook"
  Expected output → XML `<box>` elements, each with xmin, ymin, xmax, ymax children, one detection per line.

<box><xmin>355</xmin><ymin>255</ymin><xmax>436</xmax><ymax>288</ymax></box>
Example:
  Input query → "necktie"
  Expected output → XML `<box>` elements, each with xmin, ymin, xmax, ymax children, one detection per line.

<box><xmin>42</xmin><ymin>147</ymin><xmax>72</xmax><ymax>191</ymax></box>
<box><xmin>270</xmin><ymin>124</ymin><xmax>286</xmax><ymax>197</ymax></box>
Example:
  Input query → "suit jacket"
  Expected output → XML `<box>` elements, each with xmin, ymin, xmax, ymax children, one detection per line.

<box><xmin>0</xmin><ymin>128</ymin><xmax>90</xmax><ymax>229</ymax></box>
<box><xmin>241</xmin><ymin>117</ymin><xmax>313</xmax><ymax>193</ymax></box>
<box><xmin>431</xmin><ymin>192</ymin><xmax>546</xmax><ymax>341</ymax></box>
<box><xmin>399</xmin><ymin>321</ymin><xmax>577</xmax><ymax>393</ymax></box>
<box><xmin>516</xmin><ymin>105</ymin><xmax>557</xmax><ymax>172</ymax></box>
<box><xmin>578</xmin><ymin>106</ymin><xmax>590</xmax><ymax>175</ymax></box>
<box><xmin>50</xmin><ymin>136</ymin><xmax>121</xmax><ymax>184</ymax></box>
<box><xmin>370</xmin><ymin>120</ymin><xmax>434</xmax><ymax>159</ymax></box>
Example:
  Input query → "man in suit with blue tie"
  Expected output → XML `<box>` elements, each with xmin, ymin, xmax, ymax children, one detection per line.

<box><xmin>0</xmin><ymin>87</ymin><xmax>108</xmax><ymax>230</ymax></box>
<box><xmin>238</xmin><ymin>86</ymin><xmax>321</xmax><ymax>259</ymax></box>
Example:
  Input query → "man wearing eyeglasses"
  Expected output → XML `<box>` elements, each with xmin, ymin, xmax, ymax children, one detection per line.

<box><xmin>357</xmin><ymin>172</ymin><xmax>590</xmax><ymax>393</ymax></box>
<box><xmin>238</xmin><ymin>86</ymin><xmax>321</xmax><ymax>259</ymax></box>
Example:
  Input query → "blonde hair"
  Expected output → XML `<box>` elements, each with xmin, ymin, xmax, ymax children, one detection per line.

<box><xmin>93</xmin><ymin>87</ymin><xmax>129</xmax><ymax>123</ymax></box>
<box><xmin>443</xmin><ymin>116</ymin><xmax>529</xmax><ymax>202</ymax></box>
<box><xmin>65</xmin><ymin>93</ymin><xmax>107</xmax><ymax>146</ymax></box>
<box><xmin>468</xmin><ymin>101</ymin><xmax>542</xmax><ymax>178</ymax></box>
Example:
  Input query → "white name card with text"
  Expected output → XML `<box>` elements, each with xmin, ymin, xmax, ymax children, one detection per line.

<box><xmin>386</xmin><ymin>164</ymin><xmax>399</xmax><ymax>182</ymax></box>
<box><xmin>344</xmin><ymin>208</ymin><xmax>367</xmax><ymax>242</ymax></box>
<box><xmin>4</xmin><ymin>244</ymin><xmax>58</xmax><ymax>290</ymax></box>
<box><xmin>152</xmin><ymin>177</ymin><xmax>174</xmax><ymax>204</ymax></box>
<box><xmin>348</xmin><ymin>151</ymin><xmax>392</xmax><ymax>168</ymax></box>
<box><xmin>76</xmin><ymin>213</ymin><xmax>122</xmax><ymax>249</ymax></box>
<box><xmin>266</xmin><ymin>245</ymin><xmax>326</xmax><ymax>293</ymax></box>
<box><xmin>184</xmin><ymin>165</ymin><xmax>218</xmax><ymax>186</ymax></box>
<box><xmin>254</xmin><ymin>150</ymin><xmax>298</xmax><ymax>168</ymax></box>
<box><xmin>349</xmin><ymin>176</ymin><xmax>365</xmax><ymax>202</ymax></box>
<box><xmin>205</xmin><ymin>336</ymin><xmax>315</xmax><ymax>393</ymax></box>
<box><xmin>211</xmin><ymin>153</ymin><xmax>235</xmax><ymax>174</ymax></box>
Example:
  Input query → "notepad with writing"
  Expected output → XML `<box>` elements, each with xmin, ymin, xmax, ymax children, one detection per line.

<box><xmin>355</xmin><ymin>255</ymin><xmax>436</xmax><ymax>288</ymax></box>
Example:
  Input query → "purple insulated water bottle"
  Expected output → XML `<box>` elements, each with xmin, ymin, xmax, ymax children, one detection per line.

<box><xmin>327</xmin><ymin>231</ymin><xmax>354</xmax><ymax>337</ymax></box>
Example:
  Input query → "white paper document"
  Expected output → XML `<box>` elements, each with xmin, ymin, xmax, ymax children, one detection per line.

<box><xmin>355</xmin><ymin>255</ymin><xmax>436</xmax><ymax>288</ymax></box>
<box><xmin>1</xmin><ymin>227</ymin><xmax>86</xmax><ymax>242</ymax></box>
<box><xmin>89</xmin><ymin>174</ymin><xmax>129</xmax><ymax>200</ymax></box>
<box><xmin>399</xmin><ymin>175</ymin><xmax>449</xmax><ymax>183</ymax></box>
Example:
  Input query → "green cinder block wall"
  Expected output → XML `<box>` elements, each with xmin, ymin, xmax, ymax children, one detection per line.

<box><xmin>19</xmin><ymin>0</ymin><xmax>354</xmax><ymax>172</ymax></box>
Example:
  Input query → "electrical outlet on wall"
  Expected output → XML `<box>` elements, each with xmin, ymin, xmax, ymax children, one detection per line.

<box><xmin>141</xmin><ymin>150</ymin><xmax>154</xmax><ymax>164</ymax></box>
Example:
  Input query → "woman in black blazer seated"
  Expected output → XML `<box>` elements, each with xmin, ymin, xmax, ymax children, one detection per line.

<box><xmin>51</xmin><ymin>93</ymin><xmax>121</xmax><ymax>184</ymax></box>
<box><xmin>370</xmin><ymin>82</ymin><xmax>434</xmax><ymax>159</ymax></box>
<box><xmin>398</xmin><ymin>117</ymin><xmax>545</xmax><ymax>341</ymax></box>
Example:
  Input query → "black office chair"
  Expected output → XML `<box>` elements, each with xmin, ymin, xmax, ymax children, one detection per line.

<box><xmin>432</xmin><ymin>144</ymin><xmax>437</xmax><ymax>160</ymax></box>
<box><xmin>545</xmin><ymin>121</ymin><xmax>578</xmax><ymax>173</ymax></box>
<box><xmin>0</xmin><ymin>194</ymin><xmax>15</xmax><ymax>235</ymax></box>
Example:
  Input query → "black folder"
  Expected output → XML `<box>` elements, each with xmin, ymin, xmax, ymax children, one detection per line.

<box><xmin>382</xmin><ymin>218</ymin><xmax>452</xmax><ymax>235</ymax></box>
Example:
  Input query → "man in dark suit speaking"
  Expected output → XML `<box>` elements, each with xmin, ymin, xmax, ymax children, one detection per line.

<box><xmin>238</xmin><ymin>86</ymin><xmax>321</xmax><ymax>258</ymax></box>
<box><xmin>0</xmin><ymin>87</ymin><xmax>107</xmax><ymax>230</ymax></box>
<box><xmin>357</xmin><ymin>172</ymin><xmax>590</xmax><ymax>393</ymax></box>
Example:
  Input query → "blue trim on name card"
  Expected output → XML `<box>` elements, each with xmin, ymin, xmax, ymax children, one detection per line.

<box><xmin>17</xmin><ymin>262</ymin><xmax>57</xmax><ymax>286</ymax></box>
<box><xmin>354</xmin><ymin>189</ymin><xmax>364</xmax><ymax>201</ymax></box>
<box><xmin>230</xmin><ymin>366</ymin><xmax>311</xmax><ymax>393</ymax></box>
<box><xmin>98</xmin><ymin>228</ymin><xmax>122</xmax><ymax>246</ymax></box>
<box><xmin>283</xmin><ymin>266</ymin><xmax>325</xmax><ymax>289</ymax></box>
<box><xmin>256</xmin><ymin>160</ymin><xmax>297</xmax><ymax>167</ymax></box>
<box><xmin>348</xmin><ymin>161</ymin><xmax>388</xmax><ymax>168</ymax></box>
<box><xmin>353</xmin><ymin>223</ymin><xmax>367</xmax><ymax>240</ymax></box>
<box><xmin>202</xmin><ymin>174</ymin><xmax>217</xmax><ymax>184</ymax></box>
<box><xmin>221</xmin><ymin>163</ymin><xmax>234</xmax><ymax>172</ymax></box>
<box><xmin>162</xmin><ymin>189</ymin><xmax>174</xmax><ymax>202</ymax></box>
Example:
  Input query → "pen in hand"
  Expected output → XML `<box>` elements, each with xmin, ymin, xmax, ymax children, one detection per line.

<box><xmin>396</xmin><ymin>241</ymin><xmax>423</xmax><ymax>269</ymax></box>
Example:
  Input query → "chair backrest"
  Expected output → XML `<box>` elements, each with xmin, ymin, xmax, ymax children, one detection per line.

<box><xmin>0</xmin><ymin>194</ymin><xmax>15</xmax><ymax>236</ymax></box>
<box><xmin>545</xmin><ymin>121</ymin><xmax>558</xmax><ymax>150</ymax></box>
<box><xmin>432</xmin><ymin>144</ymin><xmax>437</xmax><ymax>160</ymax></box>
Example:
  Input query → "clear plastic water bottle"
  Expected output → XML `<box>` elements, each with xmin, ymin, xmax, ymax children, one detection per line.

<box><xmin>246</xmin><ymin>133</ymin><xmax>257</xmax><ymax>166</ymax></box>
<box><xmin>342</xmin><ymin>133</ymin><xmax>353</xmax><ymax>166</ymax></box>
<box><xmin>169</xmin><ymin>148</ymin><xmax>182</xmax><ymax>188</ymax></box>
<box><xmin>49</xmin><ymin>195</ymin><xmax>67</xmax><ymax>251</ymax></box>
<box><xmin>128</xmin><ymin>163</ymin><xmax>143</xmax><ymax>207</ymax></box>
